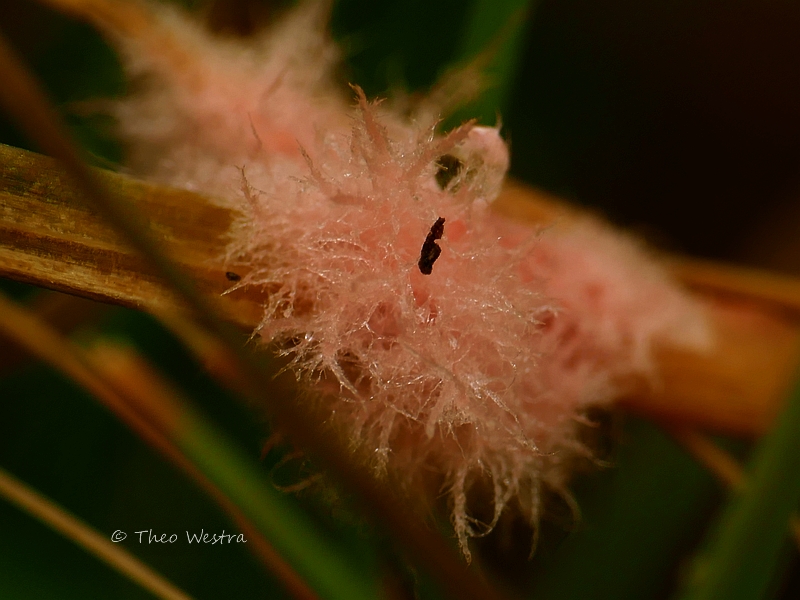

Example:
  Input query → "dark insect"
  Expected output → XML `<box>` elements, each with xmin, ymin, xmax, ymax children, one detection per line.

<box><xmin>418</xmin><ymin>217</ymin><xmax>446</xmax><ymax>275</ymax></box>
<box><xmin>225</xmin><ymin>271</ymin><xmax>242</xmax><ymax>282</ymax></box>
<box><xmin>435</xmin><ymin>154</ymin><xmax>463</xmax><ymax>190</ymax></box>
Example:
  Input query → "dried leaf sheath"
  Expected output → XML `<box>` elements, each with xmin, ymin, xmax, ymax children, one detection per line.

<box><xmin>0</xmin><ymin>143</ymin><xmax>261</xmax><ymax>328</ymax></box>
<box><xmin>3</xmin><ymin>142</ymin><xmax>800</xmax><ymax>437</ymax></box>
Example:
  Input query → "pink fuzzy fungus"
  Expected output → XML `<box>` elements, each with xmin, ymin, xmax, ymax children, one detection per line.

<box><xmin>92</xmin><ymin>1</ymin><xmax>710</xmax><ymax>558</ymax></box>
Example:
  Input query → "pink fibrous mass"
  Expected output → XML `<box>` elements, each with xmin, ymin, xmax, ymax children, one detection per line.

<box><xmin>99</xmin><ymin>1</ymin><xmax>710</xmax><ymax>557</ymax></box>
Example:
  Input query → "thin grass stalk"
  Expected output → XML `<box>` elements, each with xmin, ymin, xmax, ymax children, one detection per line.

<box><xmin>0</xmin><ymin>291</ymin><xmax>319</xmax><ymax>600</ymax></box>
<box><xmin>674</xmin><ymin>375</ymin><xmax>800</xmax><ymax>600</ymax></box>
<box><xmin>0</xmin><ymin>26</ymin><xmax>508</xmax><ymax>600</ymax></box>
<box><xmin>669</xmin><ymin>258</ymin><xmax>800</xmax><ymax>315</ymax></box>
<box><xmin>668</xmin><ymin>428</ymin><xmax>800</xmax><ymax>550</ymax></box>
<box><xmin>0</xmin><ymin>466</ymin><xmax>193</xmax><ymax>600</ymax></box>
<box><xmin>669</xmin><ymin>429</ymin><xmax>745</xmax><ymax>490</ymax></box>
<box><xmin>88</xmin><ymin>343</ymin><xmax>376</xmax><ymax>600</ymax></box>
<box><xmin>4</xmin><ymin>139</ymin><xmax>800</xmax><ymax>441</ymax></box>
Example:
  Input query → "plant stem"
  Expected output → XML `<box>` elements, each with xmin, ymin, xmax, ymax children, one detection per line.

<box><xmin>0</xmin><ymin>466</ymin><xmax>193</xmax><ymax>600</ymax></box>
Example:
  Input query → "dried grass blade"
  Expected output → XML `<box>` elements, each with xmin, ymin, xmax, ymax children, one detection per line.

<box><xmin>671</xmin><ymin>257</ymin><xmax>800</xmax><ymax>314</ymax></box>
<box><xmin>0</xmin><ymin>143</ymin><xmax>261</xmax><ymax>328</ymax></box>
<box><xmin>4</xmin><ymin>139</ymin><xmax>800</xmax><ymax>438</ymax></box>
<box><xmin>85</xmin><ymin>342</ymin><xmax>374</xmax><ymax>599</ymax></box>
<box><xmin>0</xmin><ymin>295</ymin><xmax>317</xmax><ymax>600</ymax></box>
<box><xmin>0</xmin><ymin>466</ymin><xmax>193</xmax><ymax>600</ymax></box>
<box><xmin>0</xmin><ymin>290</ymin><xmax>318</xmax><ymax>599</ymax></box>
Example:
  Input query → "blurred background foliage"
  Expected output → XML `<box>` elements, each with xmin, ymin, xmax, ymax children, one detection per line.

<box><xmin>1</xmin><ymin>0</ymin><xmax>799</xmax><ymax>598</ymax></box>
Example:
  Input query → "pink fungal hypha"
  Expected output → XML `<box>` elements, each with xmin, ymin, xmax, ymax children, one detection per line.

<box><xmin>95</xmin><ymin>1</ymin><xmax>710</xmax><ymax>557</ymax></box>
<box><xmin>99</xmin><ymin>0</ymin><xmax>348</xmax><ymax>193</ymax></box>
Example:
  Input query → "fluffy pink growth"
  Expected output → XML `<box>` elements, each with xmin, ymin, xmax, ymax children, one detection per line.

<box><xmin>108</xmin><ymin>1</ymin><xmax>348</xmax><ymax>194</ymax></box>
<box><xmin>226</xmin><ymin>100</ymin><xmax>710</xmax><ymax>557</ymax></box>
<box><xmin>101</xmin><ymin>2</ymin><xmax>710</xmax><ymax>557</ymax></box>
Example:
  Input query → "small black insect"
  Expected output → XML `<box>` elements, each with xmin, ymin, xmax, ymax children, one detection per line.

<box><xmin>435</xmin><ymin>154</ymin><xmax>463</xmax><ymax>190</ymax></box>
<box><xmin>225</xmin><ymin>271</ymin><xmax>242</xmax><ymax>282</ymax></box>
<box><xmin>418</xmin><ymin>217</ymin><xmax>445</xmax><ymax>275</ymax></box>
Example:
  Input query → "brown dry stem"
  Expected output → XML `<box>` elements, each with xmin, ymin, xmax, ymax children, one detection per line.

<box><xmin>3</xmin><ymin>143</ymin><xmax>800</xmax><ymax>437</ymax></box>
<box><xmin>0</xmin><ymin>143</ymin><xmax>261</xmax><ymax>327</ymax></box>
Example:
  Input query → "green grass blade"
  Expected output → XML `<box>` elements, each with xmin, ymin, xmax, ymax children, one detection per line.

<box><xmin>448</xmin><ymin>0</ymin><xmax>538</xmax><ymax>126</ymax></box>
<box><xmin>676</xmin><ymin>374</ymin><xmax>800</xmax><ymax>600</ymax></box>
<box><xmin>170</xmin><ymin>401</ymin><xmax>379</xmax><ymax>600</ymax></box>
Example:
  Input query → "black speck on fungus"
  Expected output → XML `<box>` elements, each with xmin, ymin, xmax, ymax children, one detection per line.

<box><xmin>418</xmin><ymin>217</ymin><xmax>445</xmax><ymax>275</ymax></box>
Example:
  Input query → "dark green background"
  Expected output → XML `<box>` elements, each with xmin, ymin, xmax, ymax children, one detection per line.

<box><xmin>1</xmin><ymin>0</ymin><xmax>799</xmax><ymax>598</ymax></box>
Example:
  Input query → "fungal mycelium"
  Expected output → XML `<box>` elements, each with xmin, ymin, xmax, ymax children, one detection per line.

<box><xmin>55</xmin><ymin>0</ymin><xmax>711</xmax><ymax>558</ymax></box>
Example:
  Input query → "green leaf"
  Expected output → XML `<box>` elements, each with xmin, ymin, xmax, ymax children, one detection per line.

<box><xmin>447</xmin><ymin>0</ymin><xmax>538</xmax><ymax>127</ymax></box>
<box><xmin>676</xmin><ymin>374</ymin><xmax>800</xmax><ymax>600</ymax></box>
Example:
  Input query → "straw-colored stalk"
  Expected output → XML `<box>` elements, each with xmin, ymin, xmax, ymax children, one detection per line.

<box><xmin>2</xmin><ymin>143</ymin><xmax>799</xmax><ymax>439</ymax></box>
<box><xmin>0</xmin><ymin>466</ymin><xmax>193</xmax><ymax>600</ymax></box>
<box><xmin>0</xmin><ymin>290</ymin><xmax>319</xmax><ymax>599</ymax></box>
